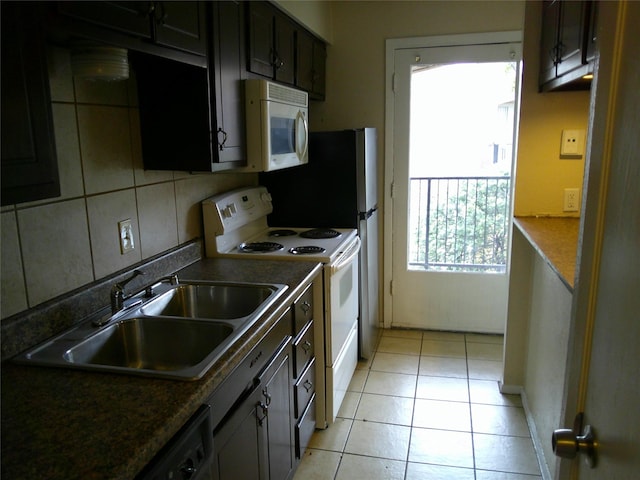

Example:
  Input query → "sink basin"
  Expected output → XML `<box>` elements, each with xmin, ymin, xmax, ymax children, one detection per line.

<box><xmin>64</xmin><ymin>317</ymin><xmax>234</xmax><ymax>372</ymax></box>
<box><xmin>19</xmin><ymin>317</ymin><xmax>235</xmax><ymax>380</ymax></box>
<box><xmin>14</xmin><ymin>281</ymin><xmax>289</xmax><ymax>380</ymax></box>
<box><xmin>141</xmin><ymin>282</ymin><xmax>284</xmax><ymax>320</ymax></box>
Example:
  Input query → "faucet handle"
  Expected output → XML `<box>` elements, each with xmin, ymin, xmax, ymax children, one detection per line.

<box><xmin>144</xmin><ymin>274</ymin><xmax>178</xmax><ymax>298</ymax></box>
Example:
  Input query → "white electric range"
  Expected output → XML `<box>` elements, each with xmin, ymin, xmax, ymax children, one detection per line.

<box><xmin>201</xmin><ymin>186</ymin><xmax>360</xmax><ymax>427</ymax></box>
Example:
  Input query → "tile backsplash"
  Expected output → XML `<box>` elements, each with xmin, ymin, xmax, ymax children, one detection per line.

<box><xmin>0</xmin><ymin>46</ymin><xmax>255</xmax><ymax>320</ymax></box>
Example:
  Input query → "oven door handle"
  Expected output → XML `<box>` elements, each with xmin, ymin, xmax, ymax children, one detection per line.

<box><xmin>330</xmin><ymin>237</ymin><xmax>361</xmax><ymax>274</ymax></box>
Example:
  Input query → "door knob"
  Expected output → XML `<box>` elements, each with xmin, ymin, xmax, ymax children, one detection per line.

<box><xmin>552</xmin><ymin>412</ymin><xmax>597</xmax><ymax>468</ymax></box>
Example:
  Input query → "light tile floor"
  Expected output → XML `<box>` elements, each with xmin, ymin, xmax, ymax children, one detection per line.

<box><xmin>294</xmin><ymin>329</ymin><xmax>542</xmax><ymax>480</ymax></box>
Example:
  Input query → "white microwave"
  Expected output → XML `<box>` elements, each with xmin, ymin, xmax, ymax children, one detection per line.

<box><xmin>242</xmin><ymin>79</ymin><xmax>309</xmax><ymax>172</ymax></box>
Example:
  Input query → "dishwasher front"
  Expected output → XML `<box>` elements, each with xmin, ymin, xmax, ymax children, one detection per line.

<box><xmin>137</xmin><ymin>405</ymin><xmax>213</xmax><ymax>480</ymax></box>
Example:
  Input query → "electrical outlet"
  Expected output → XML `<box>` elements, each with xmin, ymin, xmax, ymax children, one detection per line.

<box><xmin>563</xmin><ymin>188</ymin><xmax>580</xmax><ymax>212</ymax></box>
<box><xmin>118</xmin><ymin>219</ymin><xmax>135</xmax><ymax>254</ymax></box>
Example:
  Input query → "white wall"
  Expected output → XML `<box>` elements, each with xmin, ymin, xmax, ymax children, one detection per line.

<box><xmin>313</xmin><ymin>0</ymin><xmax>525</xmax><ymax>132</ymax></box>
<box><xmin>504</xmin><ymin>227</ymin><xmax>573</xmax><ymax>478</ymax></box>
<box><xmin>275</xmin><ymin>0</ymin><xmax>333</xmax><ymax>43</ymax></box>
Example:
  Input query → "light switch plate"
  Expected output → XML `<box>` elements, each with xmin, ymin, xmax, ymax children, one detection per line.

<box><xmin>118</xmin><ymin>219</ymin><xmax>135</xmax><ymax>254</ymax></box>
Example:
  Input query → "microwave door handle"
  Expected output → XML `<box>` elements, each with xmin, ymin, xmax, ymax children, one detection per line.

<box><xmin>330</xmin><ymin>237</ymin><xmax>361</xmax><ymax>274</ymax></box>
<box><xmin>296</xmin><ymin>110</ymin><xmax>309</xmax><ymax>160</ymax></box>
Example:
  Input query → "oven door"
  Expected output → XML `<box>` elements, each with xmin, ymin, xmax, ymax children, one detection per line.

<box><xmin>325</xmin><ymin>236</ymin><xmax>361</xmax><ymax>365</ymax></box>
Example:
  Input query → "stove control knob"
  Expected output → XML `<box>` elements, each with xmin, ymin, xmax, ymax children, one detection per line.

<box><xmin>222</xmin><ymin>203</ymin><xmax>236</xmax><ymax>218</ymax></box>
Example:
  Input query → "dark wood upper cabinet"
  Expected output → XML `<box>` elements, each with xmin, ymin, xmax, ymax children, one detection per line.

<box><xmin>539</xmin><ymin>0</ymin><xmax>594</xmax><ymax>91</ymax></box>
<box><xmin>273</xmin><ymin>11</ymin><xmax>296</xmax><ymax>85</ymax></box>
<box><xmin>584</xmin><ymin>0</ymin><xmax>598</xmax><ymax>64</ymax></box>
<box><xmin>247</xmin><ymin>1</ymin><xmax>277</xmax><ymax>78</ymax></box>
<box><xmin>1</xmin><ymin>2</ymin><xmax>60</xmax><ymax>206</ymax></box>
<box><xmin>247</xmin><ymin>1</ymin><xmax>295</xmax><ymax>85</ymax></box>
<box><xmin>296</xmin><ymin>29</ymin><xmax>326</xmax><ymax>101</ymax></box>
<box><xmin>539</xmin><ymin>0</ymin><xmax>561</xmax><ymax>86</ymax></box>
<box><xmin>210</xmin><ymin>0</ymin><xmax>247</xmax><ymax>166</ymax></box>
<box><xmin>555</xmin><ymin>1</ymin><xmax>587</xmax><ymax>78</ymax></box>
<box><xmin>55</xmin><ymin>1</ymin><xmax>207</xmax><ymax>65</ymax></box>
<box><xmin>56</xmin><ymin>1</ymin><xmax>153</xmax><ymax>38</ymax></box>
<box><xmin>246</xmin><ymin>0</ymin><xmax>325</xmax><ymax>97</ymax></box>
<box><xmin>132</xmin><ymin>54</ymin><xmax>211</xmax><ymax>171</ymax></box>
<box><xmin>152</xmin><ymin>1</ymin><xmax>206</xmax><ymax>55</ymax></box>
<box><xmin>134</xmin><ymin>1</ymin><xmax>247</xmax><ymax>172</ymax></box>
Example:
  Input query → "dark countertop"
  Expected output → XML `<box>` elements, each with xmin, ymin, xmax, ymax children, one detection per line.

<box><xmin>1</xmin><ymin>258</ymin><xmax>321</xmax><ymax>480</ymax></box>
<box><xmin>514</xmin><ymin>216</ymin><xmax>580</xmax><ymax>290</ymax></box>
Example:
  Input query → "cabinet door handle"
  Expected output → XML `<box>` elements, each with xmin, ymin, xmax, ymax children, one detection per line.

<box><xmin>262</xmin><ymin>388</ymin><xmax>272</xmax><ymax>406</ymax></box>
<box><xmin>556</xmin><ymin>42</ymin><xmax>565</xmax><ymax>64</ymax></box>
<box><xmin>137</xmin><ymin>2</ymin><xmax>155</xmax><ymax>16</ymax></box>
<box><xmin>271</xmin><ymin>50</ymin><xmax>284</xmax><ymax>69</ymax></box>
<box><xmin>257</xmin><ymin>401</ymin><xmax>268</xmax><ymax>426</ymax></box>
<box><xmin>154</xmin><ymin>1</ymin><xmax>168</xmax><ymax>25</ymax></box>
<box><xmin>217</xmin><ymin>128</ymin><xmax>227</xmax><ymax>151</ymax></box>
<box><xmin>303</xmin><ymin>380</ymin><xmax>313</xmax><ymax>392</ymax></box>
<box><xmin>302</xmin><ymin>341</ymin><xmax>312</xmax><ymax>353</ymax></box>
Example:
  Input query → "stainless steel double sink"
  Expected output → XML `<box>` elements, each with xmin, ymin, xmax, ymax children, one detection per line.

<box><xmin>14</xmin><ymin>281</ymin><xmax>288</xmax><ymax>381</ymax></box>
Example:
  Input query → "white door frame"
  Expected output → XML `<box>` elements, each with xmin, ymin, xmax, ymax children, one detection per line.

<box><xmin>383</xmin><ymin>31</ymin><xmax>523</xmax><ymax>328</ymax></box>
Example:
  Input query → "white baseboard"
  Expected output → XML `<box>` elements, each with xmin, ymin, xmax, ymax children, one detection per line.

<box><xmin>499</xmin><ymin>382</ymin><xmax>553</xmax><ymax>480</ymax></box>
<box><xmin>498</xmin><ymin>381</ymin><xmax>522</xmax><ymax>395</ymax></box>
<box><xmin>520</xmin><ymin>389</ymin><xmax>553</xmax><ymax>480</ymax></box>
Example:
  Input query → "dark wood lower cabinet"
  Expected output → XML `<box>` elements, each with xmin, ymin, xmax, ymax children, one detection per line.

<box><xmin>211</xmin><ymin>324</ymin><xmax>295</xmax><ymax>480</ymax></box>
<box><xmin>263</xmin><ymin>344</ymin><xmax>295</xmax><ymax>480</ymax></box>
<box><xmin>209</xmin><ymin>279</ymin><xmax>321</xmax><ymax>480</ymax></box>
<box><xmin>212</xmin><ymin>383</ymin><xmax>267</xmax><ymax>479</ymax></box>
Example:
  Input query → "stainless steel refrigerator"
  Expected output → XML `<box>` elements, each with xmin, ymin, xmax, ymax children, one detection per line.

<box><xmin>259</xmin><ymin>128</ymin><xmax>380</xmax><ymax>358</ymax></box>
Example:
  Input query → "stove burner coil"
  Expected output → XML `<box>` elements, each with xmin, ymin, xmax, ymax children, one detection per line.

<box><xmin>288</xmin><ymin>246</ymin><xmax>327</xmax><ymax>255</ymax></box>
<box><xmin>238</xmin><ymin>242</ymin><xmax>284</xmax><ymax>253</ymax></box>
<box><xmin>268</xmin><ymin>229</ymin><xmax>298</xmax><ymax>237</ymax></box>
<box><xmin>300</xmin><ymin>228</ymin><xmax>342</xmax><ymax>239</ymax></box>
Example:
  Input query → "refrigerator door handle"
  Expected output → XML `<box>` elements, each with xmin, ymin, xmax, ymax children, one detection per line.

<box><xmin>359</xmin><ymin>207</ymin><xmax>378</xmax><ymax>221</ymax></box>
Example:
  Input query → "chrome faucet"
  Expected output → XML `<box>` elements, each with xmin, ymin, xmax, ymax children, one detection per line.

<box><xmin>110</xmin><ymin>269</ymin><xmax>145</xmax><ymax>315</ymax></box>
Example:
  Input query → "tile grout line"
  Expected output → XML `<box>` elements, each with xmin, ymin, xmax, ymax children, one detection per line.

<box><xmin>465</xmin><ymin>333</ymin><xmax>479</xmax><ymax>480</ymax></box>
<box><xmin>402</xmin><ymin>330</ymin><xmax>422</xmax><ymax>480</ymax></box>
<box><xmin>334</xmin><ymin>357</ymin><xmax>371</xmax><ymax>480</ymax></box>
<box><xmin>324</xmin><ymin>331</ymin><xmax>536</xmax><ymax>479</ymax></box>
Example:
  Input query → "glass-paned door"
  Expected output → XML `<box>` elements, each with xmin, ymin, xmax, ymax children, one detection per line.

<box><xmin>390</xmin><ymin>39</ymin><xmax>522</xmax><ymax>332</ymax></box>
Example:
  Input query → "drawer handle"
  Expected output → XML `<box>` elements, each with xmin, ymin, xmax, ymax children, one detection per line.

<box><xmin>302</xmin><ymin>341</ymin><xmax>312</xmax><ymax>353</ymax></box>
<box><xmin>250</xmin><ymin>350</ymin><xmax>263</xmax><ymax>368</ymax></box>
<box><xmin>303</xmin><ymin>380</ymin><xmax>313</xmax><ymax>392</ymax></box>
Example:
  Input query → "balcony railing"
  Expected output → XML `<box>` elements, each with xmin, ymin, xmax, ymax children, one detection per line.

<box><xmin>409</xmin><ymin>176</ymin><xmax>511</xmax><ymax>273</ymax></box>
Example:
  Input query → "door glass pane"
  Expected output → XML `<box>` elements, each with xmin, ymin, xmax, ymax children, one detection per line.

<box><xmin>408</xmin><ymin>62</ymin><xmax>517</xmax><ymax>272</ymax></box>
